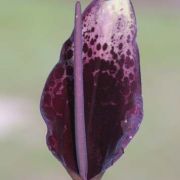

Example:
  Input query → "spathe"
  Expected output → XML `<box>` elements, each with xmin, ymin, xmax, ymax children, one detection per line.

<box><xmin>40</xmin><ymin>0</ymin><xmax>143</xmax><ymax>179</ymax></box>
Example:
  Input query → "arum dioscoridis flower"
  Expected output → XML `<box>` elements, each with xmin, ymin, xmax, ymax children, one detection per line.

<box><xmin>40</xmin><ymin>0</ymin><xmax>143</xmax><ymax>180</ymax></box>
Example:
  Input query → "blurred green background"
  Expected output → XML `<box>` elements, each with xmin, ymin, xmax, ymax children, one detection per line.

<box><xmin>0</xmin><ymin>0</ymin><xmax>180</xmax><ymax>179</ymax></box>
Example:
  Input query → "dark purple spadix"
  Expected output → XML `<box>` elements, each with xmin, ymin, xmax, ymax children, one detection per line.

<box><xmin>40</xmin><ymin>0</ymin><xmax>143</xmax><ymax>180</ymax></box>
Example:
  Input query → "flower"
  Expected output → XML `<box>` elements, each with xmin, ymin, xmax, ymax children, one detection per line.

<box><xmin>40</xmin><ymin>0</ymin><xmax>143</xmax><ymax>179</ymax></box>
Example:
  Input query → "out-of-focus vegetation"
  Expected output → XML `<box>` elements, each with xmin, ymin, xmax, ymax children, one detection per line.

<box><xmin>0</xmin><ymin>0</ymin><xmax>180</xmax><ymax>179</ymax></box>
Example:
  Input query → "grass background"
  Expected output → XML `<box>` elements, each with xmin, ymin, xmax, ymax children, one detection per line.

<box><xmin>0</xmin><ymin>0</ymin><xmax>180</xmax><ymax>179</ymax></box>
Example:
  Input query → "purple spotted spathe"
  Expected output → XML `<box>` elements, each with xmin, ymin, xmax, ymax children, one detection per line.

<box><xmin>40</xmin><ymin>0</ymin><xmax>143</xmax><ymax>180</ymax></box>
